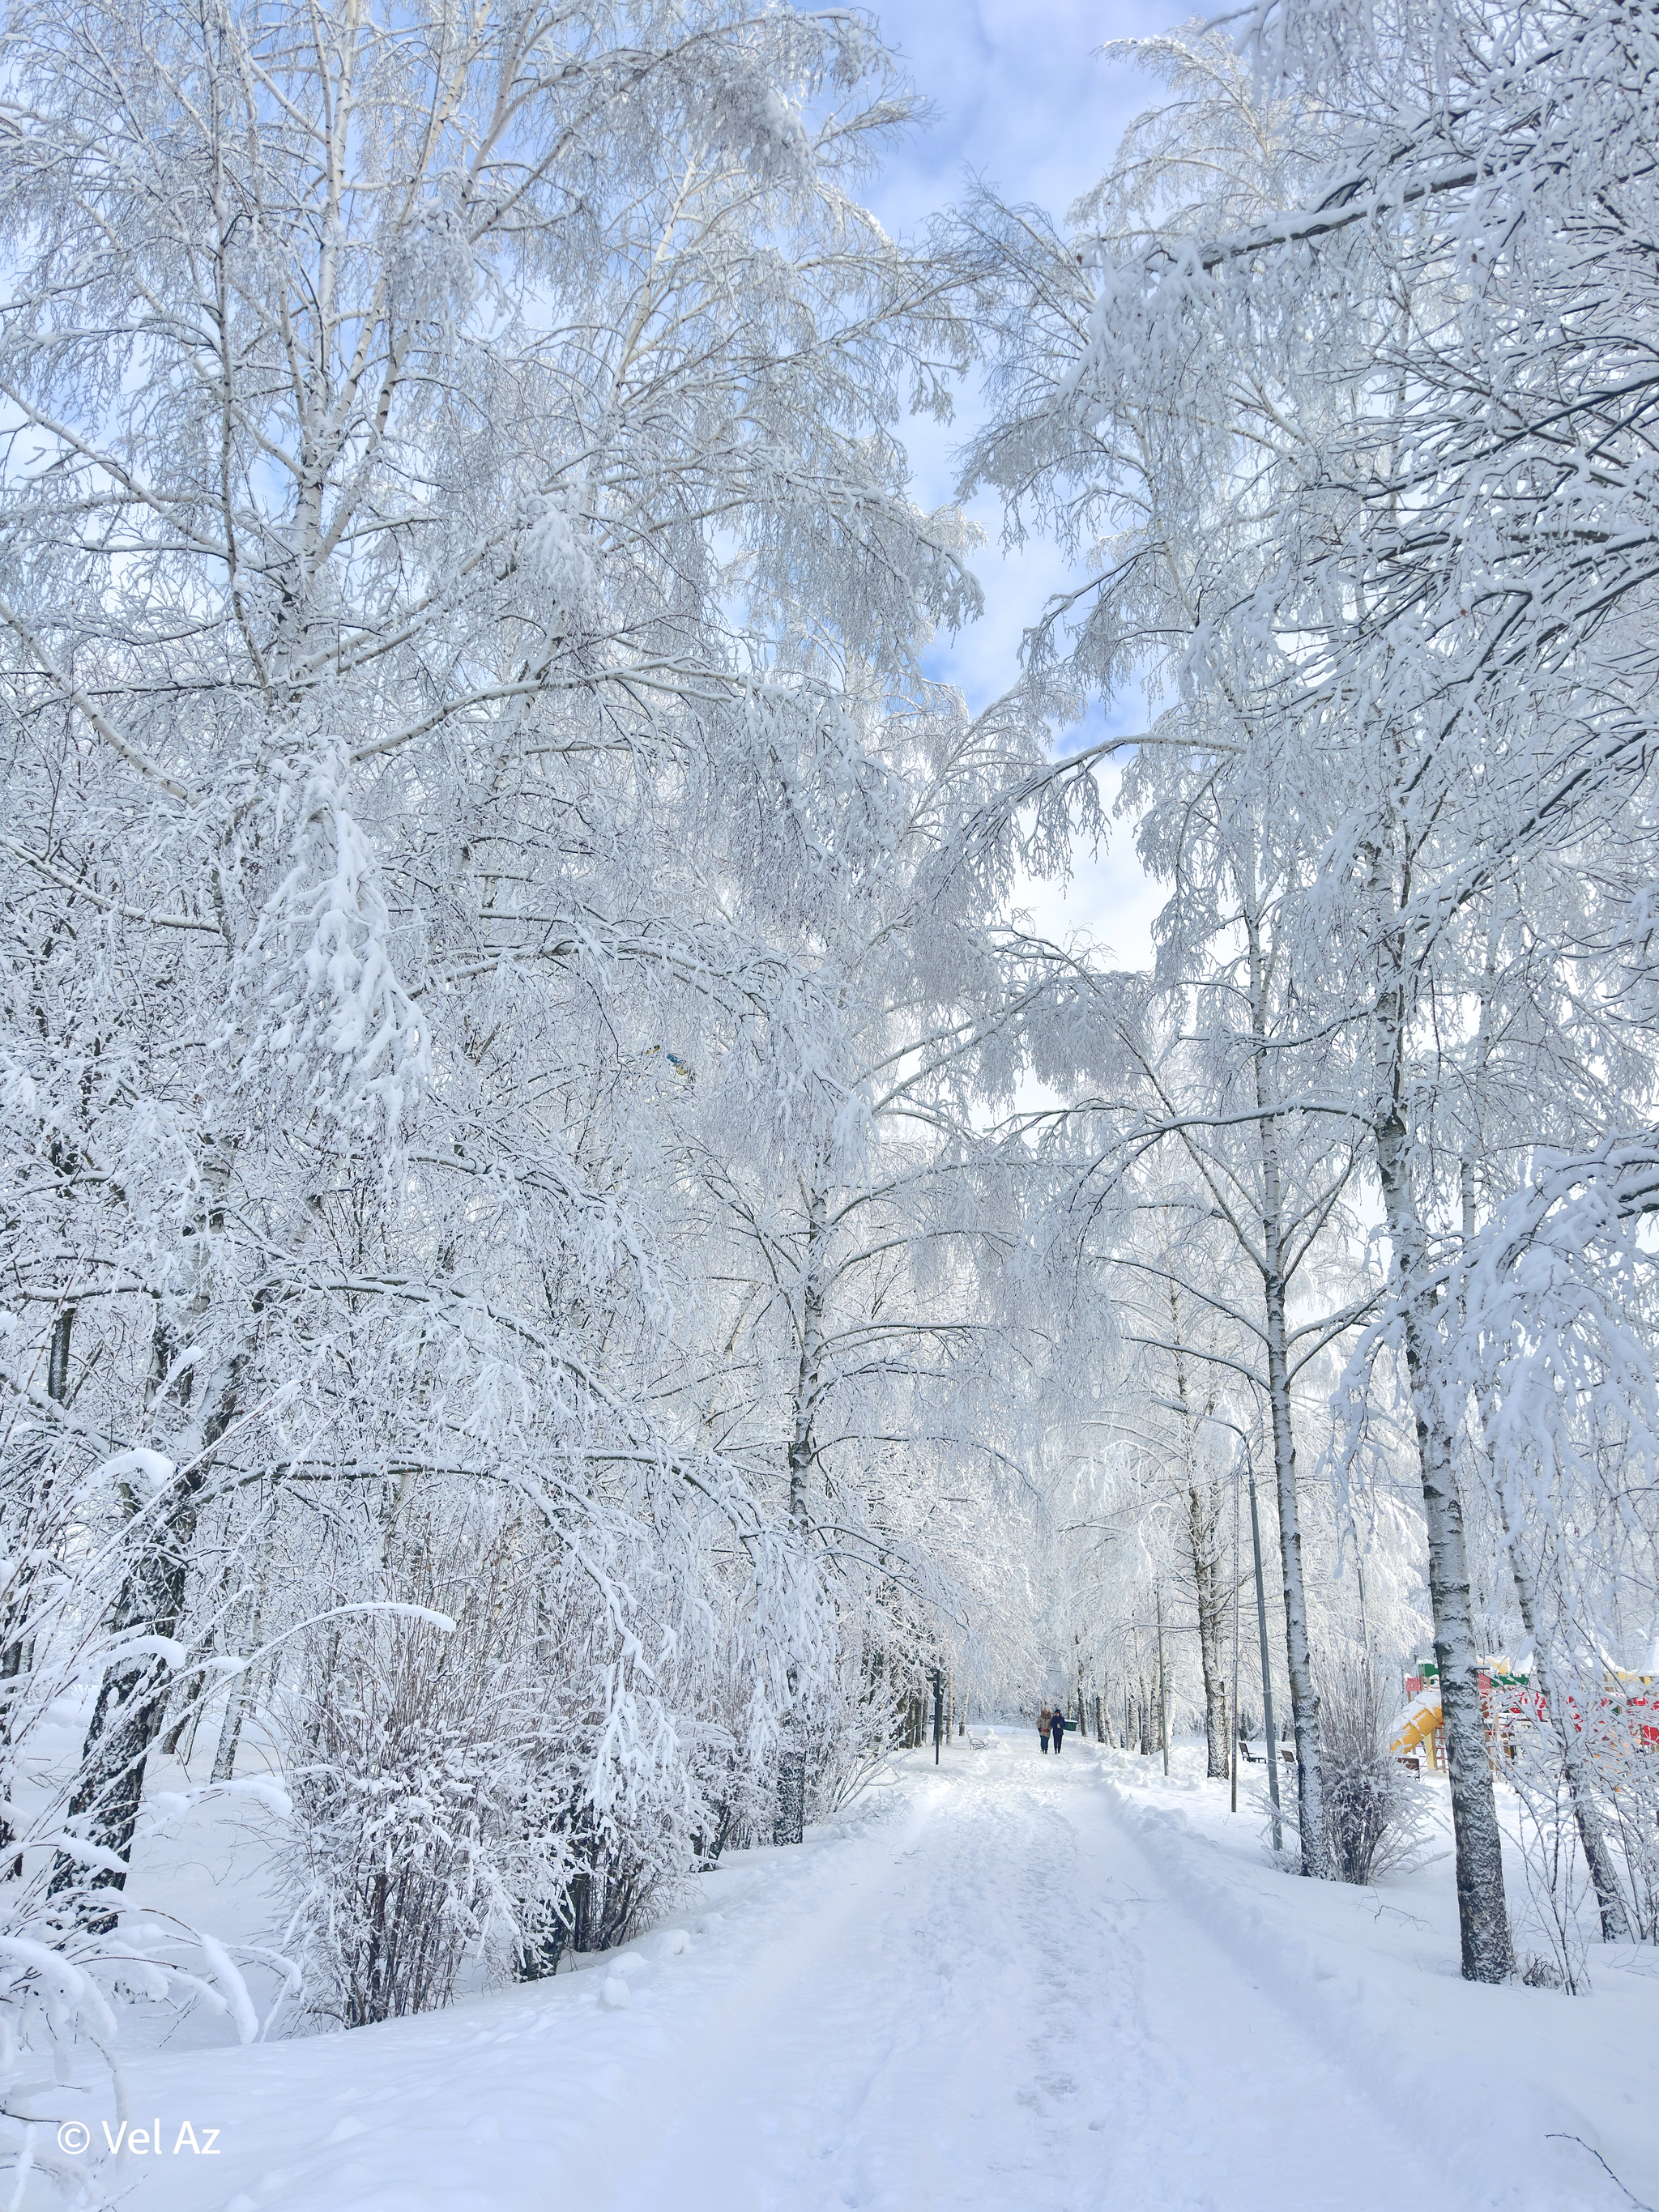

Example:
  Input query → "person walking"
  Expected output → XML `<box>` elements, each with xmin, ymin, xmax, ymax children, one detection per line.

<box><xmin>1038</xmin><ymin>1703</ymin><xmax>1052</xmax><ymax>1752</ymax></box>
<box><xmin>1051</xmin><ymin>1707</ymin><xmax>1067</xmax><ymax>1754</ymax></box>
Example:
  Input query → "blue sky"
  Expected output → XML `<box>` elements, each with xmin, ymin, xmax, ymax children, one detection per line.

<box><xmin>868</xmin><ymin>1</ymin><xmax>1171</xmax><ymax>232</ymax></box>
<box><xmin>854</xmin><ymin>0</ymin><xmax>1178</xmax><ymax>956</ymax></box>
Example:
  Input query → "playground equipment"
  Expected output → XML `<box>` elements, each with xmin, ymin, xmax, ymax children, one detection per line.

<box><xmin>1391</xmin><ymin>1687</ymin><xmax>1444</xmax><ymax>1767</ymax></box>
<box><xmin>1389</xmin><ymin>1657</ymin><xmax>1528</xmax><ymax>1767</ymax></box>
<box><xmin>1390</xmin><ymin>1656</ymin><xmax>1659</xmax><ymax>1768</ymax></box>
<box><xmin>1610</xmin><ymin>1669</ymin><xmax>1659</xmax><ymax>1750</ymax></box>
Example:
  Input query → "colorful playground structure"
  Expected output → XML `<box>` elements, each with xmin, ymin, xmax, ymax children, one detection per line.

<box><xmin>1388</xmin><ymin>1657</ymin><xmax>1659</xmax><ymax>1771</ymax></box>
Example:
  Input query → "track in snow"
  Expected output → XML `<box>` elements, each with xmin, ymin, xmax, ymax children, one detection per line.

<box><xmin>574</xmin><ymin>1732</ymin><xmax>1452</xmax><ymax>2212</ymax></box>
<box><xmin>100</xmin><ymin>1733</ymin><xmax>1468</xmax><ymax>2212</ymax></box>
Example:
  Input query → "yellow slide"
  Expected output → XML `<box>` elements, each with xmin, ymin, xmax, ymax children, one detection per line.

<box><xmin>1391</xmin><ymin>1701</ymin><xmax>1442</xmax><ymax>1756</ymax></box>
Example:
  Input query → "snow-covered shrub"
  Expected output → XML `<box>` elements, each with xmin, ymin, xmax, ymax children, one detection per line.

<box><xmin>680</xmin><ymin>1667</ymin><xmax>774</xmax><ymax>1865</ymax></box>
<box><xmin>276</xmin><ymin>1601</ymin><xmax>526</xmax><ymax>2027</ymax></box>
<box><xmin>1316</xmin><ymin>1656</ymin><xmax>1428</xmax><ymax>1886</ymax></box>
<box><xmin>1508</xmin><ymin>1758</ymin><xmax>1594</xmax><ymax>1994</ymax></box>
<box><xmin>560</xmin><ymin>1808</ymin><xmax>685</xmax><ymax>1958</ymax></box>
<box><xmin>509</xmin><ymin>1574</ymin><xmax>707</xmax><ymax>1968</ymax></box>
<box><xmin>274</xmin><ymin>1486</ymin><xmax>741</xmax><ymax>2018</ymax></box>
<box><xmin>272</xmin><ymin>1504</ymin><xmax>580</xmax><ymax>2027</ymax></box>
<box><xmin>804</xmin><ymin>1639</ymin><xmax>903</xmax><ymax>1821</ymax></box>
<box><xmin>1503</xmin><ymin>1663</ymin><xmax>1659</xmax><ymax>1975</ymax></box>
<box><xmin>1601</xmin><ymin>1744</ymin><xmax>1659</xmax><ymax>1944</ymax></box>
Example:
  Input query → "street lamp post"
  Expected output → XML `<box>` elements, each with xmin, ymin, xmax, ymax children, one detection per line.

<box><xmin>1231</xmin><ymin>1456</ymin><xmax>1243</xmax><ymax>1814</ymax></box>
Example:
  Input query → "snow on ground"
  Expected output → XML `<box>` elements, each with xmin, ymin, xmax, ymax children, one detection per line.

<box><xmin>41</xmin><ymin>1731</ymin><xmax>1658</xmax><ymax>2212</ymax></box>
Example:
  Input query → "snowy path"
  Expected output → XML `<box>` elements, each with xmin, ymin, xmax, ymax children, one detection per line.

<box><xmin>565</xmin><ymin>1733</ymin><xmax>1448</xmax><ymax>2212</ymax></box>
<box><xmin>91</xmin><ymin>1730</ymin><xmax>1655</xmax><ymax>2212</ymax></box>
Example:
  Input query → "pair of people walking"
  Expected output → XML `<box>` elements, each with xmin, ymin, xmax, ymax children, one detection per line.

<box><xmin>1037</xmin><ymin>1703</ymin><xmax>1067</xmax><ymax>1754</ymax></box>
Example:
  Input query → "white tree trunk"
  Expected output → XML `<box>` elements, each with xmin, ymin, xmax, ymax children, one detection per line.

<box><xmin>1375</xmin><ymin>1084</ymin><xmax>1515</xmax><ymax>1981</ymax></box>
<box><xmin>1187</xmin><ymin>1479</ymin><xmax>1230</xmax><ymax>1778</ymax></box>
<box><xmin>1247</xmin><ymin>905</ymin><xmax>1328</xmax><ymax>1875</ymax></box>
<box><xmin>774</xmin><ymin>1187</ymin><xmax>826</xmax><ymax>1848</ymax></box>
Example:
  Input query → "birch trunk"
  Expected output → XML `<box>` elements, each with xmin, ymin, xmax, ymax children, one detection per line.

<box><xmin>1188</xmin><ymin>1478</ymin><xmax>1230</xmax><ymax>1778</ymax></box>
<box><xmin>1374</xmin><ymin>1087</ymin><xmax>1515</xmax><ymax>1980</ymax></box>
<box><xmin>211</xmin><ymin>1584</ymin><xmax>265</xmax><ymax>1787</ymax></box>
<box><xmin>1245</xmin><ymin>900</ymin><xmax>1328</xmax><ymax>1874</ymax></box>
<box><xmin>774</xmin><ymin>1186</ymin><xmax>826</xmax><ymax>1848</ymax></box>
<box><xmin>1165</xmin><ymin>1300</ymin><xmax>1236</xmax><ymax>1783</ymax></box>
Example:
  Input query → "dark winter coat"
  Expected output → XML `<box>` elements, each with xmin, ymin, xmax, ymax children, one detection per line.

<box><xmin>1050</xmin><ymin>1712</ymin><xmax>1066</xmax><ymax>1743</ymax></box>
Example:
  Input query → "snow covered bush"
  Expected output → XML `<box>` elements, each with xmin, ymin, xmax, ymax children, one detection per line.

<box><xmin>1316</xmin><ymin>1656</ymin><xmax>1430</xmax><ymax>1886</ymax></box>
<box><xmin>679</xmin><ymin>1662</ymin><xmax>778</xmax><ymax>1866</ymax></box>
<box><xmin>803</xmin><ymin>1639</ymin><xmax>906</xmax><ymax>1822</ymax></box>
<box><xmin>1508</xmin><ymin>1755</ymin><xmax>1595</xmax><ymax>1995</ymax></box>
<box><xmin>507</xmin><ymin>1568</ymin><xmax>716</xmax><ymax>1968</ymax></box>
<box><xmin>1500</xmin><ymin>1653</ymin><xmax>1659</xmax><ymax>1978</ymax></box>
<box><xmin>551</xmin><ymin>1813</ymin><xmax>685</xmax><ymax>1962</ymax></box>
<box><xmin>275</xmin><ymin>1502</ymin><xmax>722</xmax><ymax>2018</ymax></box>
<box><xmin>275</xmin><ymin>1553</ymin><xmax>530</xmax><ymax>2028</ymax></box>
<box><xmin>1601</xmin><ymin>1743</ymin><xmax>1659</xmax><ymax>1946</ymax></box>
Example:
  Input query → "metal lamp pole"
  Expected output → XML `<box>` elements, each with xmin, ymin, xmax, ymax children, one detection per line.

<box><xmin>1230</xmin><ymin>1453</ymin><xmax>1243</xmax><ymax>1814</ymax></box>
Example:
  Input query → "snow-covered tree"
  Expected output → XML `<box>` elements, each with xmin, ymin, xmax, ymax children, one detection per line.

<box><xmin>0</xmin><ymin>0</ymin><xmax>1056</xmax><ymax>2120</ymax></box>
